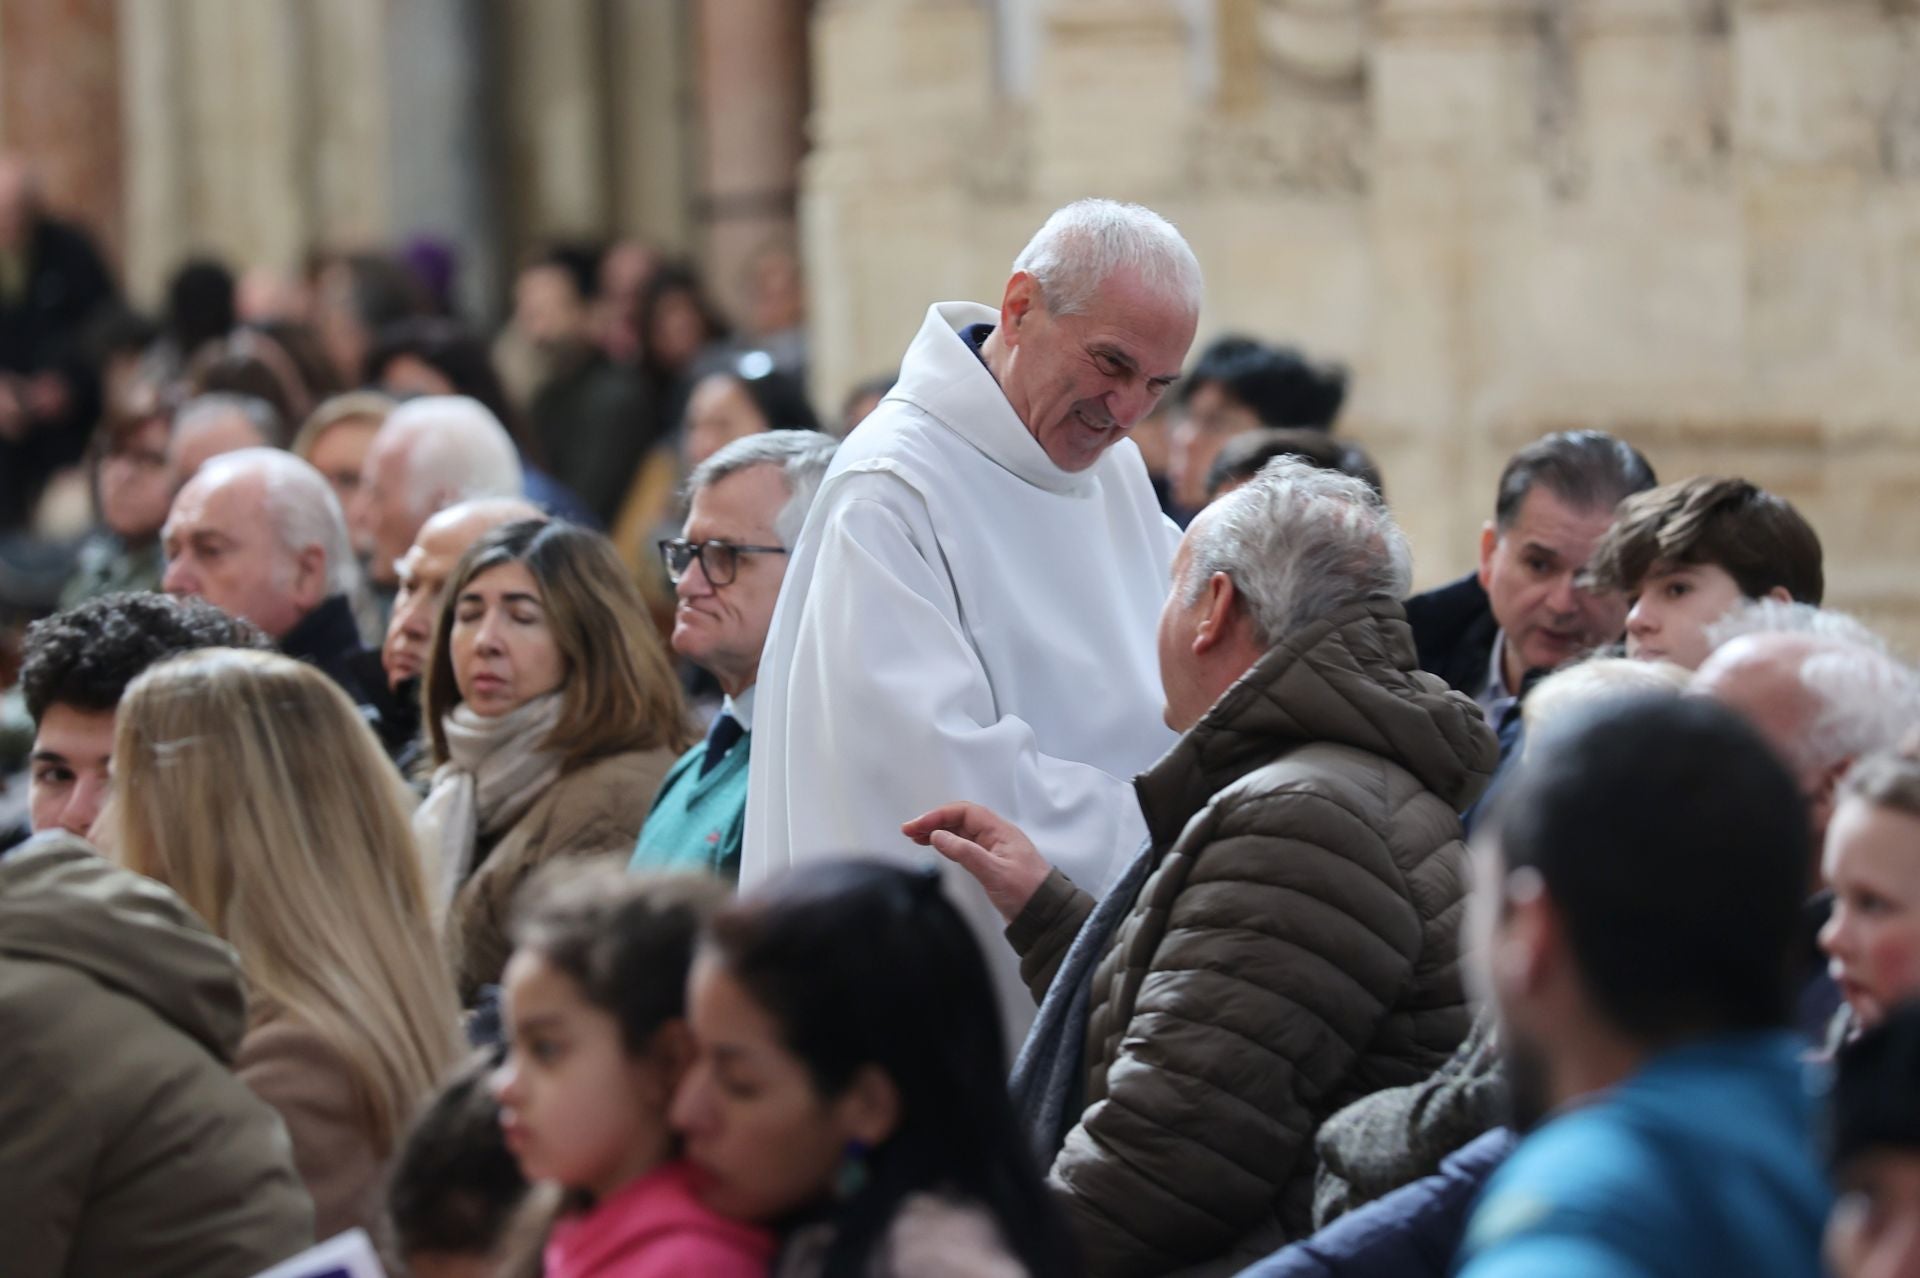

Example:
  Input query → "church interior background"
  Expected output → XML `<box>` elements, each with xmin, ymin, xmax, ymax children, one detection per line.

<box><xmin>2</xmin><ymin>0</ymin><xmax>1917</xmax><ymax>646</ymax></box>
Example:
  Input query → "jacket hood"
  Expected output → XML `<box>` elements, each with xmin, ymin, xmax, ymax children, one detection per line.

<box><xmin>0</xmin><ymin>832</ymin><xmax>249</xmax><ymax>1062</ymax></box>
<box><xmin>1137</xmin><ymin>597</ymin><xmax>1500</xmax><ymax>842</ymax></box>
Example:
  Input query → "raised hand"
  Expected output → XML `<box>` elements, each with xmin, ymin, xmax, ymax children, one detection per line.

<box><xmin>903</xmin><ymin>801</ymin><xmax>1050</xmax><ymax>923</ymax></box>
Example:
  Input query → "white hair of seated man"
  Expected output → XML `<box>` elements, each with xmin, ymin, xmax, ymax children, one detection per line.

<box><xmin>1705</xmin><ymin>599</ymin><xmax>1920</xmax><ymax>775</ymax></box>
<box><xmin>198</xmin><ymin>447</ymin><xmax>362</xmax><ymax>601</ymax></box>
<box><xmin>1706</xmin><ymin>597</ymin><xmax>1889</xmax><ymax>655</ymax></box>
<box><xmin>383</xmin><ymin>395</ymin><xmax>524</xmax><ymax>525</ymax></box>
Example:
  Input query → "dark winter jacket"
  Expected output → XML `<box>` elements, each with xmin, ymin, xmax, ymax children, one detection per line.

<box><xmin>1007</xmin><ymin>598</ymin><xmax>1499</xmax><ymax>1276</ymax></box>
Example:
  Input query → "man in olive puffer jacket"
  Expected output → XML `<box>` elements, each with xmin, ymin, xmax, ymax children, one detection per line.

<box><xmin>911</xmin><ymin>459</ymin><xmax>1500</xmax><ymax>1277</ymax></box>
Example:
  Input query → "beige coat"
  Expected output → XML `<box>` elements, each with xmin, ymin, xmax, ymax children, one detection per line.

<box><xmin>448</xmin><ymin>745</ymin><xmax>677</xmax><ymax>1000</ymax></box>
<box><xmin>0</xmin><ymin>834</ymin><xmax>313</xmax><ymax>1277</ymax></box>
<box><xmin>237</xmin><ymin>1004</ymin><xmax>389</xmax><ymax>1246</ymax></box>
<box><xmin>1008</xmin><ymin>599</ymin><xmax>1499</xmax><ymax>1277</ymax></box>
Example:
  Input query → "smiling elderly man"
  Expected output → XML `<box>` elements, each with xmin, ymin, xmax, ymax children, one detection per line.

<box><xmin>745</xmin><ymin>199</ymin><xmax>1202</xmax><ymax>1039</ymax></box>
<box><xmin>629</xmin><ymin>430</ymin><xmax>837</xmax><ymax>882</ymax></box>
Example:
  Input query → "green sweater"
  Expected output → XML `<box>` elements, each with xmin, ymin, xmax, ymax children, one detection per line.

<box><xmin>628</xmin><ymin>731</ymin><xmax>750</xmax><ymax>883</ymax></box>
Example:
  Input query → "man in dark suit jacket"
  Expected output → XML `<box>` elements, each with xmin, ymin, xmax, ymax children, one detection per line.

<box><xmin>1404</xmin><ymin>431</ymin><xmax>1655</xmax><ymax>730</ymax></box>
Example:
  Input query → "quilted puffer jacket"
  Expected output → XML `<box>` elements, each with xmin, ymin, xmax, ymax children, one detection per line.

<box><xmin>1007</xmin><ymin>598</ymin><xmax>1499</xmax><ymax>1277</ymax></box>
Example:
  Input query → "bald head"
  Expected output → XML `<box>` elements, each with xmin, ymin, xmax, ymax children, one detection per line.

<box><xmin>381</xmin><ymin>495</ymin><xmax>546</xmax><ymax>688</ymax></box>
<box><xmin>161</xmin><ymin>448</ymin><xmax>356</xmax><ymax>641</ymax></box>
<box><xmin>1694</xmin><ymin>632</ymin><xmax>1920</xmax><ymax>843</ymax></box>
<box><xmin>352</xmin><ymin>395</ymin><xmax>524</xmax><ymax>589</ymax></box>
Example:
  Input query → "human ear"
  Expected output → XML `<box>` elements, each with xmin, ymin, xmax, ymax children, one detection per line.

<box><xmin>1765</xmin><ymin>585</ymin><xmax>1793</xmax><ymax>604</ymax></box>
<box><xmin>999</xmin><ymin>272</ymin><xmax>1040</xmax><ymax>339</ymax></box>
<box><xmin>1492</xmin><ymin>868</ymin><xmax>1557</xmax><ymax>1004</ymax></box>
<box><xmin>1477</xmin><ymin>522</ymin><xmax>1499</xmax><ymax>593</ymax></box>
<box><xmin>1192</xmin><ymin>572</ymin><xmax>1238</xmax><ymax>655</ymax></box>
<box><xmin>293</xmin><ymin>545</ymin><xmax>330</xmax><ymax>608</ymax></box>
<box><xmin>836</xmin><ymin>1063</ymin><xmax>902</xmax><ymax>1149</ymax></box>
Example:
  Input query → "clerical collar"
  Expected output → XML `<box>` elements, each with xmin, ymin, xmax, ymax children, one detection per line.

<box><xmin>960</xmin><ymin>322</ymin><xmax>995</xmax><ymax>369</ymax></box>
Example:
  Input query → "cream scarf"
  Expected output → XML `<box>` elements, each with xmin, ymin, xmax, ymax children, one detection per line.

<box><xmin>414</xmin><ymin>693</ymin><xmax>566</xmax><ymax>922</ymax></box>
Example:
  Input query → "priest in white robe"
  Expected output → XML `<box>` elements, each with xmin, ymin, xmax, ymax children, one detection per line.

<box><xmin>744</xmin><ymin>199</ymin><xmax>1204</xmax><ymax>1040</ymax></box>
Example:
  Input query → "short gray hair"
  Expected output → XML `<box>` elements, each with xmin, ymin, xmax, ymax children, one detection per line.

<box><xmin>686</xmin><ymin>430</ymin><xmax>840</xmax><ymax>547</ymax></box>
<box><xmin>1798</xmin><ymin>642</ymin><xmax>1920</xmax><ymax>773</ymax></box>
<box><xmin>382</xmin><ymin>395</ymin><xmax>524</xmax><ymax>520</ymax></box>
<box><xmin>1182</xmin><ymin>457</ymin><xmax>1411</xmax><ymax>646</ymax></box>
<box><xmin>174</xmin><ymin>392</ymin><xmax>284</xmax><ymax>449</ymax></box>
<box><xmin>197</xmin><ymin>447</ymin><xmax>361</xmax><ymax>599</ymax></box>
<box><xmin>1011</xmin><ymin>199</ymin><xmax>1203</xmax><ymax>318</ymax></box>
<box><xmin>1706</xmin><ymin>597</ymin><xmax>1888</xmax><ymax>655</ymax></box>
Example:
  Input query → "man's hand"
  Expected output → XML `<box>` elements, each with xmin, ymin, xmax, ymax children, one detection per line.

<box><xmin>903</xmin><ymin>802</ymin><xmax>1050</xmax><ymax>924</ymax></box>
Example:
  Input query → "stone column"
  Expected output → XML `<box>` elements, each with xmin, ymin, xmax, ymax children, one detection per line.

<box><xmin>1368</xmin><ymin>0</ymin><xmax>1549</xmax><ymax>581</ymax></box>
<box><xmin>385</xmin><ymin>0</ymin><xmax>505</xmax><ymax>322</ymax></box>
<box><xmin>0</xmin><ymin>0</ymin><xmax>125</xmax><ymax>269</ymax></box>
<box><xmin>502</xmin><ymin>0</ymin><xmax>612</xmax><ymax>251</ymax></box>
<box><xmin>119</xmin><ymin>0</ymin><xmax>190</xmax><ymax>305</ymax></box>
<box><xmin>695</xmin><ymin>0</ymin><xmax>810</xmax><ymax>325</ymax></box>
<box><xmin>803</xmin><ymin>0</ymin><xmax>996</xmax><ymax>410</ymax></box>
<box><xmin>610</xmin><ymin>0</ymin><xmax>695</xmax><ymax>250</ymax></box>
<box><xmin>1031</xmin><ymin>0</ymin><xmax>1193</xmax><ymax>198</ymax></box>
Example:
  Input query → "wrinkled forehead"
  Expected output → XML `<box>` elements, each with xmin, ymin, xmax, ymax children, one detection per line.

<box><xmin>1071</xmin><ymin>272</ymin><xmax>1197</xmax><ymax>359</ymax></box>
<box><xmin>1502</xmin><ymin>486</ymin><xmax>1618</xmax><ymax>559</ymax></box>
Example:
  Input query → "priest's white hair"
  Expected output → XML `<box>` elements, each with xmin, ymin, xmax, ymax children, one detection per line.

<box><xmin>687</xmin><ymin>429</ymin><xmax>841</xmax><ymax>548</ymax></box>
<box><xmin>1183</xmin><ymin>456</ymin><xmax>1411</xmax><ymax>647</ymax></box>
<box><xmin>1012</xmin><ymin>198</ymin><xmax>1204</xmax><ymax>317</ymax></box>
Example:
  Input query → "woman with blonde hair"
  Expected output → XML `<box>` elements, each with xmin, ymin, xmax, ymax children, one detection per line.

<box><xmin>417</xmin><ymin>518</ymin><xmax>694</xmax><ymax>1003</ymax></box>
<box><xmin>108</xmin><ymin>646</ymin><xmax>461</xmax><ymax>1244</ymax></box>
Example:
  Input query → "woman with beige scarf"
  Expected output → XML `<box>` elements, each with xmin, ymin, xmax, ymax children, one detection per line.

<box><xmin>415</xmin><ymin>518</ymin><xmax>694</xmax><ymax>1002</ymax></box>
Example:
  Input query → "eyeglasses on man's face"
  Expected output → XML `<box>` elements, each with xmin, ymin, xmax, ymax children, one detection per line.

<box><xmin>658</xmin><ymin>538</ymin><xmax>787</xmax><ymax>587</ymax></box>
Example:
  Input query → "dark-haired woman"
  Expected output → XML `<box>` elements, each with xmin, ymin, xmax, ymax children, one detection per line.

<box><xmin>672</xmin><ymin>860</ymin><xmax>1081</xmax><ymax>1278</ymax></box>
<box><xmin>415</xmin><ymin>519</ymin><xmax>693</xmax><ymax>1002</ymax></box>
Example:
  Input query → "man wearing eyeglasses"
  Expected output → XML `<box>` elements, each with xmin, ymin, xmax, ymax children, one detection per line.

<box><xmin>629</xmin><ymin>430</ymin><xmax>840</xmax><ymax>881</ymax></box>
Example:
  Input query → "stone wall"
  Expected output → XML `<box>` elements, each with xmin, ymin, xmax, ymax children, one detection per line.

<box><xmin>804</xmin><ymin>0</ymin><xmax>1920</xmax><ymax>651</ymax></box>
<box><xmin>111</xmin><ymin>0</ymin><xmax>697</xmax><ymax>320</ymax></box>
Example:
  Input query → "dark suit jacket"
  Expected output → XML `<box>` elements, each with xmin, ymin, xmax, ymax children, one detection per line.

<box><xmin>1402</xmin><ymin>572</ymin><xmax>1498</xmax><ymax>698</ymax></box>
<box><xmin>279</xmin><ymin>595</ymin><xmax>412</xmax><ymax>761</ymax></box>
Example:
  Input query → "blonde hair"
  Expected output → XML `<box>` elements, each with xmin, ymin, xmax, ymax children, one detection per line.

<box><xmin>110</xmin><ymin>648</ymin><xmax>461</xmax><ymax>1153</ymax></box>
<box><xmin>291</xmin><ymin>389</ymin><xmax>396</xmax><ymax>462</ymax></box>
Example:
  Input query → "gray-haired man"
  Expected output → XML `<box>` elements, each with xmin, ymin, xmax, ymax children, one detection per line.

<box><xmin>629</xmin><ymin>430</ymin><xmax>839</xmax><ymax>882</ymax></box>
<box><xmin>913</xmin><ymin>459</ymin><xmax>1498</xmax><ymax>1273</ymax></box>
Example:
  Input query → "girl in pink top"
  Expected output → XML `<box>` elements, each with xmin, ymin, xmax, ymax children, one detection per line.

<box><xmin>492</xmin><ymin>864</ymin><xmax>773</xmax><ymax>1277</ymax></box>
